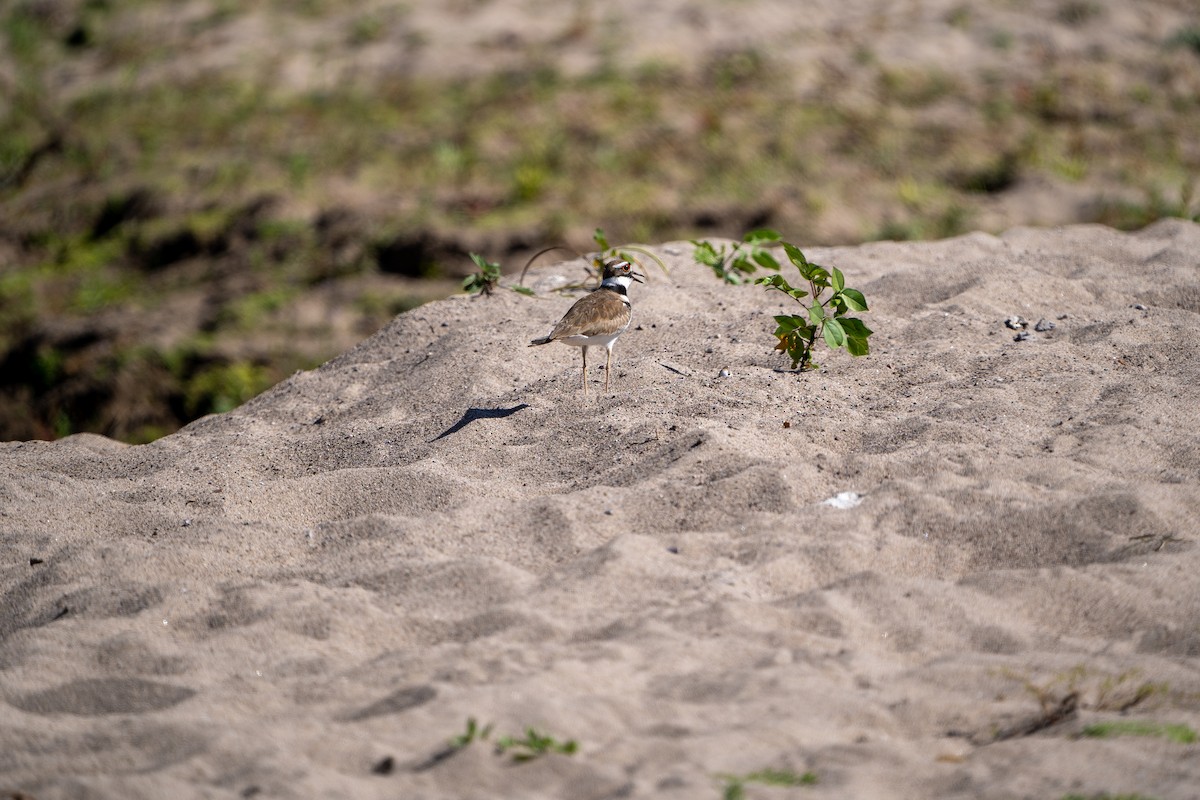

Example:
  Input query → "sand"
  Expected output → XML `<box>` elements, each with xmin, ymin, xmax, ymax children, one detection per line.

<box><xmin>3</xmin><ymin>221</ymin><xmax>1200</xmax><ymax>799</ymax></box>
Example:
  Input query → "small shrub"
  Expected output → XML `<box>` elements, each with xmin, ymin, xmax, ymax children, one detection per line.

<box><xmin>464</xmin><ymin>252</ymin><xmax>535</xmax><ymax>296</ymax></box>
<box><xmin>691</xmin><ymin>228</ymin><xmax>781</xmax><ymax>284</ymax></box>
<box><xmin>754</xmin><ymin>241</ymin><xmax>873</xmax><ymax>370</ymax></box>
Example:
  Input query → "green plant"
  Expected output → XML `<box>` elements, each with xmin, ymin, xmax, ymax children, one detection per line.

<box><xmin>494</xmin><ymin>727</ymin><xmax>579</xmax><ymax>762</ymax></box>
<box><xmin>440</xmin><ymin>719</ymin><xmax>576</xmax><ymax>763</ymax></box>
<box><xmin>1168</xmin><ymin>26</ymin><xmax>1200</xmax><ymax>56</ymax></box>
<box><xmin>462</xmin><ymin>252</ymin><xmax>502</xmax><ymax>295</ymax></box>
<box><xmin>1081</xmin><ymin>720</ymin><xmax>1197</xmax><ymax>744</ymax></box>
<box><xmin>754</xmin><ymin>241</ymin><xmax>872</xmax><ymax>370</ymax></box>
<box><xmin>463</xmin><ymin>253</ymin><xmax>536</xmax><ymax>296</ymax></box>
<box><xmin>450</xmin><ymin>716</ymin><xmax>494</xmax><ymax>748</ymax></box>
<box><xmin>719</xmin><ymin>768</ymin><xmax>817</xmax><ymax>800</ymax></box>
<box><xmin>690</xmin><ymin>228</ymin><xmax>781</xmax><ymax>284</ymax></box>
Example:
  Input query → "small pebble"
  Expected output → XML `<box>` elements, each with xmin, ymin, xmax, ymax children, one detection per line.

<box><xmin>1013</xmin><ymin>331</ymin><xmax>1032</xmax><ymax>342</ymax></box>
<box><xmin>1131</xmin><ymin>303</ymin><xmax>1148</xmax><ymax>311</ymax></box>
<box><xmin>1004</xmin><ymin>316</ymin><xmax>1027</xmax><ymax>330</ymax></box>
<box><xmin>1034</xmin><ymin>318</ymin><xmax>1056</xmax><ymax>332</ymax></box>
<box><xmin>718</xmin><ymin>368</ymin><xmax>731</xmax><ymax>378</ymax></box>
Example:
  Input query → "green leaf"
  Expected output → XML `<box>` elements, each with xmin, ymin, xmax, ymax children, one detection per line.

<box><xmin>691</xmin><ymin>240</ymin><xmax>722</xmax><ymax>268</ymax></box>
<box><xmin>841</xmin><ymin>288</ymin><xmax>868</xmax><ymax>311</ymax></box>
<box><xmin>510</xmin><ymin>285</ymin><xmax>535</xmax><ymax>296</ymax></box>
<box><xmin>594</xmin><ymin>228</ymin><xmax>609</xmax><ymax>250</ymax></box>
<box><xmin>823</xmin><ymin>318</ymin><xmax>845</xmax><ymax>348</ymax></box>
<box><xmin>831</xmin><ymin>266</ymin><xmax>845</xmax><ymax>292</ymax></box>
<box><xmin>838</xmin><ymin>317</ymin><xmax>873</xmax><ymax>338</ymax></box>
<box><xmin>743</xmin><ymin>228</ymin><xmax>781</xmax><ymax>244</ymax></box>
<box><xmin>773</xmin><ymin>314</ymin><xmax>803</xmax><ymax>332</ymax></box>
<box><xmin>808</xmin><ymin>301</ymin><xmax>825</xmax><ymax>322</ymax></box>
<box><xmin>782</xmin><ymin>242</ymin><xmax>809</xmax><ymax>270</ymax></box>
<box><xmin>840</xmin><ymin>317</ymin><xmax>872</xmax><ymax>356</ymax></box>
<box><xmin>752</xmin><ymin>249</ymin><xmax>780</xmax><ymax>270</ymax></box>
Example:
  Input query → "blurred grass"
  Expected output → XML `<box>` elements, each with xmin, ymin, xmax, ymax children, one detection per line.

<box><xmin>2</xmin><ymin>0</ymin><xmax>1199</xmax><ymax>441</ymax></box>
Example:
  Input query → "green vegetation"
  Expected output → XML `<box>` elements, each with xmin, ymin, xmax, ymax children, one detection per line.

<box><xmin>494</xmin><ymin>727</ymin><xmax>579</xmax><ymax>762</ymax></box>
<box><xmin>752</xmin><ymin>241</ymin><xmax>872</xmax><ymax>370</ymax></box>
<box><xmin>998</xmin><ymin>665</ymin><xmax>1170</xmax><ymax>714</ymax></box>
<box><xmin>3</xmin><ymin>1</ymin><xmax>1199</xmax><ymax>440</ymax></box>
<box><xmin>449</xmin><ymin>716</ymin><xmax>494</xmax><ymax>748</ymax></box>
<box><xmin>1081</xmin><ymin>720</ymin><xmax>1197</xmax><ymax>744</ymax></box>
<box><xmin>691</xmin><ymin>229</ymin><xmax>782</xmax><ymax>284</ymax></box>
<box><xmin>719</xmin><ymin>768</ymin><xmax>818</xmax><ymax>800</ymax></box>
<box><xmin>442</xmin><ymin>718</ymin><xmax>577</xmax><ymax>763</ymax></box>
<box><xmin>462</xmin><ymin>253</ymin><xmax>503</xmax><ymax>295</ymax></box>
<box><xmin>463</xmin><ymin>253</ymin><xmax>536</xmax><ymax>297</ymax></box>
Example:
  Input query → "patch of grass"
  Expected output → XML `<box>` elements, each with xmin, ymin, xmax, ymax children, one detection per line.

<box><xmin>218</xmin><ymin>288</ymin><xmax>300</xmax><ymax>331</ymax></box>
<box><xmin>1081</xmin><ymin>720</ymin><xmax>1197</xmax><ymax>744</ymax></box>
<box><xmin>1091</xmin><ymin>183</ymin><xmax>1200</xmax><ymax>229</ymax></box>
<box><xmin>182</xmin><ymin>360</ymin><xmax>274</xmax><ymax>416</ymax></box>
<box><xmin>877</xmin><ymin>66</ymin><xmax>959</xmax><ymax>107</ymax></box>
<box><xmin>1166</xmin><ymin>26</ymin><xmax>1200</xmax><ymax>56</ymax></box>
<box><xmin>719</xmin><ymin>768</ymin><xmax>817</xmax><ymax>800</ymax></box>
<box><xmin>1057</xmin><ymin>1</ymin><xmax>1105</xmax><ymax>26</ymax></box>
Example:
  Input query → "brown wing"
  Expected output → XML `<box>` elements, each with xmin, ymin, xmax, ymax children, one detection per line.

<box><xmin>546</xmin><ymin>289</ymin><xmax>631</xmax><ymax>340</ymax></box>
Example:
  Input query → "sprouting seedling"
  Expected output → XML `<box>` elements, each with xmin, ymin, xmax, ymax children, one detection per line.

<box><xmin>494</xmin><ymin>727</ymin><xmax>579</xmax><ymax>762</ymax></box>
<box><xmin>718</xmin><ymin>768</ymin><xmax>818</xmax><ymax>799</ymax></box>
<box><xmin>450</xmin><ymin>716</ymin><xmax>494</xmax><ymax>748</ymax></box>
<box><xmin>754</xmin><ymin>241</ymin><xmax>872</xmax><ymax>370</ymax></box>
<box><xmin>463</xmin><ymin>253</ymin><xmax>535</xmax><ymax>297</ymax></box>
<box><xmin>691</xmin><ymin>228</ymin><xmax>782</xmax><ymax>284</ymax></box>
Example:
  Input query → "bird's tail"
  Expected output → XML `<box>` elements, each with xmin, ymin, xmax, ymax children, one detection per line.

<box><xmin>528</xmin><ymin>336</ymin><xmax>552</xmax><ymax>347</ymax></box>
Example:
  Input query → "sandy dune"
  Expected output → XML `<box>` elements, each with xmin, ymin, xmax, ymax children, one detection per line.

<box><xmin>3</xmin><ymin>222</ymin><xmax>1200</xmax><ymax>799</ymax></box>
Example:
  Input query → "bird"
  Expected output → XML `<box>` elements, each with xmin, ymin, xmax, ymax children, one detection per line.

<box><xmin>528</xmin><ymin>258</ymin><xmax>645</xmax><ymax>394</ymax></box>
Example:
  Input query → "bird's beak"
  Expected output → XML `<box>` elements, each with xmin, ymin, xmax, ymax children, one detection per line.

<box><xmin>631</xmin><ymin>271</ymin><xmax>646</xmax><ymax>283</ymax></box>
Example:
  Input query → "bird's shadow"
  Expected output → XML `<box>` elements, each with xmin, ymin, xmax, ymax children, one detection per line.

<box><xmin>431</xmin><ymin>404</ymin><xmax>530</xmax><ymax>441</ymax></box>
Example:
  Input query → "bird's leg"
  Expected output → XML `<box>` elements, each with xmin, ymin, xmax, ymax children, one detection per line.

<box><xmin>604</xmin><ymin>346</ymin><xmax>613</xmax><ymax>392</ymax></box>
<box><xmin>581</xmin><ymin>346</ymin><xmax>589</xmax><ymax>396</ymax></box>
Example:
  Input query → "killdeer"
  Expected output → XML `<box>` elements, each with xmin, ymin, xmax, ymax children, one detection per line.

<box><xmin>529</xmin><ymin>259</ymin><xmax>644</xmax><ymax>394</ymax></box>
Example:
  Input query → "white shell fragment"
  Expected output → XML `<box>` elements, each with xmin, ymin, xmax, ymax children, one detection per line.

<box><xmin>822</xmin><ymin>491</ymin><xmax>864</xmax><ymax>509</ymax></box>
